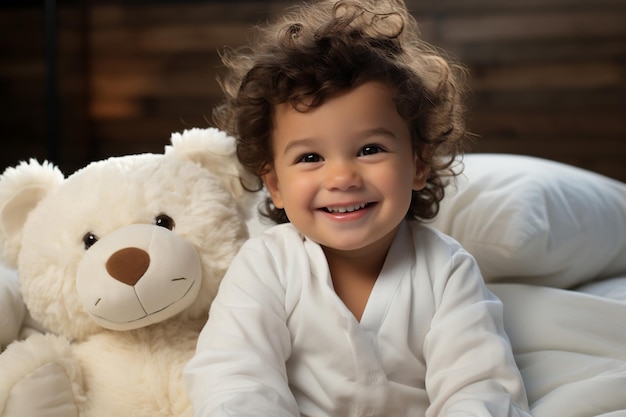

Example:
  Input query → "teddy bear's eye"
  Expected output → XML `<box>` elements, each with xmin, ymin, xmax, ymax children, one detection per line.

<box><xmin>155</xmin><ymin>214</ymin><xmax>175</xmax><ymax>230</ymax></box>
<box><xmin>82</xmin><ymin>232</ymin><xmax>98</xmax><ymax>250</ymax></box>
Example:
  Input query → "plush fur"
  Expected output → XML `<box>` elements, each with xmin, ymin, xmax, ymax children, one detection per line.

<box><xmin>0</xmin><ymin>128</ymin><xmax>256</xmax><ymax>417</ymax></box>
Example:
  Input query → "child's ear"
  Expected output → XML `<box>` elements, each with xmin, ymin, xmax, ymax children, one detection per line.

<box><xmin>262</xmin><ymin>167</ymin><xmax>285</xmax><ymax>209</ymax></box>
<box><xmin>412</xmin><ymin>160</ymin><xmax>430</xmax><ymax>191</ymax></box>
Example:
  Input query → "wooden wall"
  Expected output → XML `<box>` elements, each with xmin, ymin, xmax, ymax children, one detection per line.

<box><xmin>2</xmin><ymin>0</ymin><xmax>625</xmax><ymax>181</ymax></box>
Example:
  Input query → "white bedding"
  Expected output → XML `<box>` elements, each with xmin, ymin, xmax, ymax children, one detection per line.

<box><xmin>490</xmin><ymin>282</ymin><xmax>626</xmax><ymax>417</ymax></box>
<box><xmin>429</xmin><ymin>154</ymin><xmax>626</xmax><ymax>416</ymax></box>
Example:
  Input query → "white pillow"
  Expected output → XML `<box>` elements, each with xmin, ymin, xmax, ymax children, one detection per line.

<box><xmin>429</xmin><ymin>154</ymin><xmax>626</xmax><ymax>288</ymax></box>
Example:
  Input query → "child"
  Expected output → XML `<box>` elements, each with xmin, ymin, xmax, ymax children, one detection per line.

<box><xmin>184</xmin><ymin>1</ymin><xmax>531</xmax><ymax>416</ymax></box>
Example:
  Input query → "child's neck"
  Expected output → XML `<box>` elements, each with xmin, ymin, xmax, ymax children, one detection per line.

<box><xmin>322</xmin><ymin>229</ymin><xmax>397</xmax><ymax>322</ymax></box>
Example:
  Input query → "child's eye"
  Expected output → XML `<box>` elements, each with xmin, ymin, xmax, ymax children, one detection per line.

<box><xmin>297</xmin><ymin>153</ymin><xmax>322</xmax><ymax>163</ymax></box>
<box><xmin>359</xmin><ymin>145</ymin><xmax>385</xmax><ymax>156</ymax></box>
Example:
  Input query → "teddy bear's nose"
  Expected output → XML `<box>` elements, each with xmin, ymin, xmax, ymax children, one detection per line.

<box><xmin>106</xmin><ymin>247</ymin><xmax>150</xmax><ymax>286</ymax></box>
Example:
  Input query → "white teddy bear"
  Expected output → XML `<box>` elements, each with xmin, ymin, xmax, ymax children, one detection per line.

<box><xmin>0</xmin><ymin>128</ymin><xmax>256</xmax><ymax>417</ymax></box>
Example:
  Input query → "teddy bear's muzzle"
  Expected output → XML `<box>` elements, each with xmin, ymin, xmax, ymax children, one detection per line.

<box><xmin>75</xmin><ymin>223</ymin><xmax>202</xmax><ymax>331</ymax></box>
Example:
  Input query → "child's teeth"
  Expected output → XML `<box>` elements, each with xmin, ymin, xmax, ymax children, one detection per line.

<box><xmin>327</xmin><ymin>203</ymin><xmax>367</xmax><ymax>213</ymax></box>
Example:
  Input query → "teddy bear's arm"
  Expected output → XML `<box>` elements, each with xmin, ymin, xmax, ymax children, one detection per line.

<box><xmin>0</xmin><ymin>333</ymin><xmax>85</xmax><ymax>417</ymax></box>
<box><xmin>0</xmin><ymin>266</ymin><xmax>25</xmax><ymax>351</ymax></box>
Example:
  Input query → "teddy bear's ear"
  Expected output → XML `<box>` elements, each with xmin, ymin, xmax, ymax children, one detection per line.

<box><xmin>166</xmin><ymin>127</ymin><xmax>258</xmax><ymax>218</ymax></box>
<box><xmin>0</xmin><ymin>159</ymin><xmax>64</xmax><ymax>267</ymax></box>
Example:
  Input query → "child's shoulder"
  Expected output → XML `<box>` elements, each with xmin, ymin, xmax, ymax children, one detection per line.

<box><xmin>407</xmin><ymin>221</ymin><xmax>469</xmax><ymax>256</ymax></box>
<box><xmin>238</xmin><ymin>223</ymin><xmax>325</xmax><ymax>287</ymax></box>
<box><xmin>243</xmin><ymin>223</ymin><xmax>306</xmax><ymax>254</ymax></box>
<box><xmin>251</xmin><ymin>222</ymin><xmax>301</xmax><ymax>240</ymax></box>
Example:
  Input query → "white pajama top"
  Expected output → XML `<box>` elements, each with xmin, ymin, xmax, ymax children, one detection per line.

<box><xmin>184</xmin><ymin>221</ymin><xmax>530</xmax><ymax>417</ymax></box>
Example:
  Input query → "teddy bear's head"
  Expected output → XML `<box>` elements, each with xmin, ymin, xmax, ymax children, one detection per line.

<box><xmin>0</xmin><ymin>128</ymin><xmax>257</xmax><ymax>340</ymax></box>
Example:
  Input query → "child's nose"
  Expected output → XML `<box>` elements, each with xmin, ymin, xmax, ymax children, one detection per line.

<box><xmin>324</xmin><ymin>160</ymin><xmax>363</xmax><ymax>191</ymax></box>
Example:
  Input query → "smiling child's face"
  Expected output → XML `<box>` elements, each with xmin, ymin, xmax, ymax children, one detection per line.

<box><xmin>263</xmin><ymin>81</ymin><xmax>429</xmax><ymax>258</ymax></box>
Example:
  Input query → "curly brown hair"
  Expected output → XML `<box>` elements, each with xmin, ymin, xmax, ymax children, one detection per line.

<box><xmin>213</xmin><ymin>0</ymin><xmax>471</xmax><ymax>224</ymax></box>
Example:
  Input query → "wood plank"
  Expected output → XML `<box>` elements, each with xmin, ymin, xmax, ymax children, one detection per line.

<box><xmin>470</xmin><ymin>89</ymin><xmax>626</xmax><ymax>111</ymax></box>
<box><xmin>89</xmin><ymin>2</ymin><xmax>290</xmax><ymax>27</ymax></box>
<box><xmin>91</xmin><ymin>23</ymin><xmax>251</xmax><ymax>54</ymax></box>
<box><xmin>468</xmin><ymin>110</ymin><xmax>626</xmax><ymax>136</ymax></box>
<box><xmin>469</xmin><ymin>62</ymin><xmax>625</xmax><ymax>91</ymax></box>
<box><xmin>438</xmin><ymin>11</ymin><xmax>626</xmax><ymax>44</ymax></box>
<box><xmin>91</xmin><ymin>96</ymin><xmax>216</xmax><ymax>121</ymax></box>
<box><xmin>408</xmin><ymin>0</ymin><xmax>626</xmax><ymax>14</ymax></box>
<box><xmin>472</xmin><ymin>134</ymin><xmax>626</xmax><ymax>155</ymax></box>
<box><xmin>90</xmin><ymin>68</ymin><xmax>221</xmax><ymax>99</ymax></box>
<box><xmin>458</xmin><ymin>38</ymin><xmax>626</xmax><ymax>66</ymax></box>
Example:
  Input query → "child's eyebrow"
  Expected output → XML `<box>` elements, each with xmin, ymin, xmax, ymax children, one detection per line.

<box><xmin>282</xmin><ymin>138</ymin><xmax>317</xmax><ymax>155</ymax></box>
<box><xmin>360</xmin><ymin>127</ymin><xmax>398</xmax><ymax>140</ymax></box>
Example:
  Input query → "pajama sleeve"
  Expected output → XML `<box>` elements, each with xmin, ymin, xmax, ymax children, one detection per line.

<box><xmin>423</xmin><ymin>247</ymin><xmax>532</xmax><ymax>417</ymax></box>
<box><xmin>183</xmin><ymin>237</ymin><xmax>300</xmax><ymax>417</ymax></box>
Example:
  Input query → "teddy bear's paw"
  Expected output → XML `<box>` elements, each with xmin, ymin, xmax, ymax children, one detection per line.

<box><xmin>0</xmin><ymin>266</ymin><xmax>24</xmax><ymax>351</ymax></box>
<box><xmin>0</xmin><ymin>333</ymin><xmax>86</xmax><ymax>417</ymax></box>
